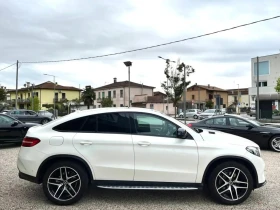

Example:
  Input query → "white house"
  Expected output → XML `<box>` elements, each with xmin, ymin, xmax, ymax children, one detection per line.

<box><xmin>248</xmin><ymin>53</ymin><xmax>280</xmax><ymax>109</ymax></box>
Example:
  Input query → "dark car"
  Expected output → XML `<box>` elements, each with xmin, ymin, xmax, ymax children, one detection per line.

<box><xmin>5</xmin><ymin>109</ymin><xmax>52</xmax><ymax>124</ymax></box>
<box><xmin>188</xmin><ymin>114</ymin><xmax>280</xmax><ymax>152</ymax></box>
<box><xmin>0</xmin><ymin>113</ymin><xmax>39</xmax><ymax>145</ymax></box>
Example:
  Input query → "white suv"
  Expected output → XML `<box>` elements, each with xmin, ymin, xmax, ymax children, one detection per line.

<box><xmin>17</xmin><ymin>108</ymin><xmax>266</xmax><ymax>205</ymax></box>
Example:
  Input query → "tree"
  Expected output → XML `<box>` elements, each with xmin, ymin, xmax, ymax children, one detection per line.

<box><xmin>0</xmin><ymin>88</ymin><xmax>6</xmax><ymax>102</ymax></box>
<box><xmin>100</xmin><ymin>97</ymin><xmax>113</xmax><ymax>107</ymax></box>
<box><xmin>275</xmin><ymin>78</ymin><xmax>280</xmax><ymax>93</ymax></box>
<box><xmin>205</xmin><ymin>100</ymin><xmax>214</xmax><ymax>109</ymax></box>
<box><xmin>161</xmin><ymin>60</ymin><xmax>191</xmax><ymax>117</ymax></box>
<box><xmin>28</xmin><ymin>96</ymin><xmax>40</xmax><ymax>111</ymax></box>
<box><xmin>81</xmin><ymin>86</ymin><xmax>96</xmax><ymax>109</ymax></box>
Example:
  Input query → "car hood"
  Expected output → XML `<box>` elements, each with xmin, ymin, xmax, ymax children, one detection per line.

<box><xmin>23</xmin><ymin>122</ymin><xmax>40</xmax><ymax>127</ymax></box>
<box><xmin>198</xmin><ymin>128</ymin><xmax>258</xmax><ymax>147</ymax></box>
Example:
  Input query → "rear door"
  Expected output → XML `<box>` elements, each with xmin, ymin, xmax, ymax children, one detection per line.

<box><xmin>72</xmin><ymin>112</ymin><xmax>135</xmax><ymax>181</ymax></box>
<box><xmin>201</xmin><ymin>117</ymin><xmax>229</xmax><ymax>133</ymax></box>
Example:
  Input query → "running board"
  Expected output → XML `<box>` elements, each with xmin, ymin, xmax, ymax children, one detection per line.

<box><xmin>97</xmin><ymin>186</ymin><xmax>199</xmax><ymax>190</ymax></box>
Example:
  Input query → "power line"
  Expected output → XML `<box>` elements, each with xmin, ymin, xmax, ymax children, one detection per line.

<box><xmin>21</xmin><ymin>15</ymin><xmax>280</xmax><ymax>64</ymax></box>
<box><xmin>0</xmin><ymin>63</ymin><xmax>16</xmax><ymax>72</ymax></box>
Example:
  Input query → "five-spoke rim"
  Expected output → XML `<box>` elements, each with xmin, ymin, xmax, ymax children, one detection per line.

<box><xmin>47</xmin><ymin>167</ymin><xmax>81</xmax><ymax>201</ymax></box>
<box><xmin>271</xmin><ymin>137</ymin><xmax>280</xmax><ymax>152</ymax></box>
<box><xmin>215</xmin><ymin>167</ymin><xmax>248</xmax><ymax>201</ymax></box>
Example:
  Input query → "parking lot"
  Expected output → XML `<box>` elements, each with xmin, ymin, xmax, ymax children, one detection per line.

<box><xmin>0</xmin><ymin>145</ymin><xmax>279</xmax><ymax>210</ymax></box>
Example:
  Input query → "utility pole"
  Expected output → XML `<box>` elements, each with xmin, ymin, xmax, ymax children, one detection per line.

<box><xmin>124</xmin><ymin>61</ymin><xmax>132</xmax><ymax>107</ymax></box>
<box><xmin>15</xmin><ymin>60</ymin><xmax>19</xmax><ymax>109</ymax></box>
<box><xmin>183</xmin><ymin>65</ymin><xmax>186</xmax><ymax>124</ymax></box>
<box><xmin>237</xmin><ymin>84</ymin><xmax>240</xmax><ymax>114</ymax></box>
<box><xmin>256</xmin><ymin>56</ymin><xmax>260</xmax><ymax>120</ymax></box>
<box><xmin>198</xmin><ymin>85</ymin><xmax>201</xmax><ymax>110</ymax></box>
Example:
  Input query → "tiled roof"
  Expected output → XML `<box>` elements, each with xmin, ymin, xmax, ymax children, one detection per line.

<box><xmin>188</xmin><ymin>84</ymin><xmax>227</xmax><ymax>92</ymax></box>
<box><xmin>146</xmin><ymin>96</ymin><xmax>166</xmax><ymax>103</ymax></box>
<box><xmin>7</xmin><ymin>81</ymin><xmax>82</xmax><ymax>92</ymax></box>
<box><xmin>94</xmin><ymin>81</ymin><xmax>155</xmax><ymax>91</ymax></box>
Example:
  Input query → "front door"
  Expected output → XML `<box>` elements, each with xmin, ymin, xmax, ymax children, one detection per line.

<box><xmin>130</xmin><ymin>112</ymin><xmax>198</xmax><ymax>183</ymax></box>
<box><xmin>73</xmin><ymin>112</ymin><xmax>134</xmax><ymax>181</ymax></box>
<box><xmin>0</xmin><ymin>115</ymin><xmax>23</xmax><ymax>143</ymax></box>
<box><xmin>23</xmin><ymin>110</ymin><xmax>39</xmax><ymax>123</ymax></box>
<box><xmin>227</xmin><ymin>117</ymin><xmax>258</xmax><ymax>140</ymax></box>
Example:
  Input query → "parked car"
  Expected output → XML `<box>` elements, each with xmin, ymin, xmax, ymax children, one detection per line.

<box><xmin>249</xmin><ymin>108</ymin><xmax>256</xmax><ymax>117</ymax></box>
<box><xmin>198</xmin><ymin>109</ymin><xmax>222</xmax><ymax>119</ymax></box>
<box><xmin>178</xmin><ymin>109</ymin><xmax>202</xmax><ymax>119</ymax></box>
<box><xmin>5</xmin><ymin>109</ymin><xmax>52</xmax><ymax>124</ymax></box>
<box><xmin>37</xmin><ymin>110</ymin><xmax>54</xmax><ymax>119</ymax></box>
<box><xmin>18</xmin><ymin>108</ymin><xmax>266</xmax><ymax>205</ymax></box>
<box><xmin>0</xmin><ymin>113</ymin><xmax>39</xmax><ymax>144</ymax></box>
<box><xmin>188</xmin><ymin>114</ymin><xmax>280</xmax><ymax>152</ymax></box>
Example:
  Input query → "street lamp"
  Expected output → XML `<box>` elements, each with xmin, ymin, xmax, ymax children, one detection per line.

<box><xmin>178</xmin><ymin>63</ymin><xmax>195</xmax><ymax>124</ymax></box>
<box><xmin>158</xmin><ymin>56</ymin><xmax>176</xmax><ymax>114</ymax></box>
<box><xmin>124</xmin><ymin>61</ymin><xmax>132</xmax><ymax>107</ymax></box>
<box><xmin>44</xmin><ymin>74</ymin><xmax>56</xmax><ymax>118</ymax></box>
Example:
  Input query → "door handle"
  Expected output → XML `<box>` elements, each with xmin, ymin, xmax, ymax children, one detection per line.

<box><xmin>137</xmin><ymin>141</ymin><xmax>151</xmax><ymax>147</ymax></box>
<box><xmin>80</xmin><ymin>141</ymin><xmax>93</xmax><ymax>145</ymax></box>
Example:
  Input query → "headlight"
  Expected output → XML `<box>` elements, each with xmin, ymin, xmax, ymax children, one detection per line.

<box><xmin>246</xmin><ymin>146</ymin><xmax>261</xmax><ymax>157</ymax></box>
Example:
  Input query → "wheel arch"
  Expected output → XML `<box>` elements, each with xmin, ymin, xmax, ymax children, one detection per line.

<box><xmin>36</xmin><ymin>155</ymin><xmax>94</xmax><ymax>184</ymax></box>
<box><xmin>202</xmin><ymin>156</ymin><xmax>259</xmax><ymax>188</ymax></box>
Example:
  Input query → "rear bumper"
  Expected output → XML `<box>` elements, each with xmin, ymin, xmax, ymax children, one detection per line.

<box><xmin>19</xmin><ymin>172</ymin><xmax>39</xmax><ymax>184</ymax></box>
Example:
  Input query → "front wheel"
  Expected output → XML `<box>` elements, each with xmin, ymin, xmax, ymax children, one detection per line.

<box><xmin>269</xmin><ymin>136</ymin><xmax>280</xmax><ymax>152</ymax></box>
<box><xmin>207</xmin><ymin>161</ymin><xmax>253</xmax><ymax>205</ymax></box>
<box><xmin>193</xmin><ymin>115</ymin><xmax>198</xmax><ymax>119</ymax></box>
<box><xmin>43</xmin><ymin>161</ymin><xmax>89</xmax><ymax>205</ymax></box>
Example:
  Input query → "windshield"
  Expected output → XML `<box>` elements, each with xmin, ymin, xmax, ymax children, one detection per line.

<box><xmin>203</xmin><ymin>109</ymin><xmax>215</xmax><ymax>113</ymax></box>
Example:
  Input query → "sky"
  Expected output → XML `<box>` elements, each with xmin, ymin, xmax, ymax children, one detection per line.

<box><xmin>1</xmin><ymin>0</ymin><xmax>280</xmax><ymax>92</ymax></box>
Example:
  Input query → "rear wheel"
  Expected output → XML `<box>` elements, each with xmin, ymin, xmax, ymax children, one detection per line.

<box><xmin>41</xmin><ymin>119</ymin><xmax>49</xmax><ymax>124</ymax></box>
<box><xmin>207</xmin><ymin>161</ymin><xmax>253</xmax><ymax>205</ymax></box>
<box><xmin>42</xmin><ymin>161</ymin><xmax>88</xmax><ymax>205</ymax></box>
<box><xmin>269</xmin><ymin>136</ymin><xmax>280</xmax><ymax>152</ymax></box>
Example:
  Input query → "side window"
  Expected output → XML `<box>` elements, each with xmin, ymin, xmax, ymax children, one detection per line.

<box><xmin>213</xmin><ymin>118</ymin><xmax>226</xmax><ymax>125</ymax></box>
<box><xmin>81</xmin><ymin>115</ymin><xmax>97</xmax><ymax>132</ymax></box>
<box><xmin>133</xmin><ymin>113</ymin><xmax>178</xmax><ymax>138</ymax></box>
<box><xmin>0</xmin><ymin>115</ymin><xmax>14</xmax><ymax>125</ymax></box>
<box><xmin>26</xmin><ymin>111</ymin><xmax>36</xmax><ymax>115</ymax></box>
<box><xmin>53</xmin><ymin>117</ymin><xmax>87</xmax><ymax>132</ymax></box>
<box><xmin>229</xmin><ymin>118</ymin><xmax>250</xmax><ymax>127</ymax></box>
<box><xmin>205</xmin><ymin>119</ymin><xmax>213</xmax><ymax>125</ymax></box>
<box><xmin>97</xmin><ymin>112</ymin><xmax>130</xmax><ymax>134</ymax></box>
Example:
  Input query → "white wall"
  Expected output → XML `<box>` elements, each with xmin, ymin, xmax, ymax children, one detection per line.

<box><xmin>146</xmin><ymin>103</ymin><xmax>175</xmax><ymax>115</ymax></box>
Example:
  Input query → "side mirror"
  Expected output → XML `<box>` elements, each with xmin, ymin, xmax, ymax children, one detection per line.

<box><xmin>11</xmin><ymin>121</ymin><xmax>19</xmax><ymax>127</ymax></box>
<box><xmin>177</xmin><ymin>128</ymin><xmax>187</xmax><ymax>139</ymax></box>
<box><xmin>246</xmin><ymin>124</ymin><xmax>254</xmax><ymax>129</ymax></box>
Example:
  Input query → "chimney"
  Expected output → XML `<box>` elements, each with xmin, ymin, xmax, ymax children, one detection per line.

<box><xmin>113</xmin><ymin>78</ymin><xmax>117</xmax><ymax>83</ymax></box>
<box><xmin>208</xmin><ymin>84</ymin><xmax>210</xmax><ymax>88</ymax></box>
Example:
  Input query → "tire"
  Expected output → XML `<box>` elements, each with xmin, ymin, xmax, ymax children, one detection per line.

<box><xmin>269</xmin><ymin>136</ymin><xmax>280</xmax><ymax>152</ymax></box>
<box><xmin>43</xmin><ymin>161</ymin><xmax>89</xmax><ymax>205</ymax></box>
<box><xmin>41</xmin><ymin>119</ymin><xmax>49</xmax><ymax>124</ymax></box>
<box><xmin>193</xmin><ymin>115</ymin><xmax>198</xmax><ymax>119</ymax></box>
<box><xmin>207</xmin><ymin>161</ymin><xmax>253</xmax><ymax>205</ymax></box>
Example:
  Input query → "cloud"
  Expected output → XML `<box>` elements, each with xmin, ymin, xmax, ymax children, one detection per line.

<box><xmin>0</xmin><ymin>0</ymin><xmax>280</xmax><ymax>92</ymax></box>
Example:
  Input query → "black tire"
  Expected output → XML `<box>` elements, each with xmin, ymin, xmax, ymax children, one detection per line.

<box><xmin>207</xmin><ymin>161</ymin><xmax>253</xmax><ymax>205</ymax></box>
<box><xmin>193</xmin><ymin>115</ymin><xmax>198</xmax><ymax>119</ymax></box>
<box><xmin>269</xmin><ymin>136</ymin><xmax>280</xmax><ymax>152</ymax></box>
<box><xmin>43</xmin><ymin>161</ymin><xmax>89</xmax><ymax>205</ymax></box>
<box><xmin>41</xmin><ymin>118</ymin><xmax>49</xmax><ymax>124</ymax></box>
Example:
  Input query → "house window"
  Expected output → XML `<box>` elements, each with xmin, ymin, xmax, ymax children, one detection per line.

<box><xmin>120</xmin><ymin>90</ymin><xmax>123</xmax><ymax>98</ymax></box>
<box><xmin>257</xmin><ymin>81</ymin><xmax>268</xmax><ymax>87</ymax></box>
<box><xmin>150</xmin><ymin>104</ymin><xmax>154</xmax><ymax>109</ymax></box>
<box><xmin>55</xmin><ymin>93</ymin><xmax>58</xmax><ymax>99</ymax></box>
<box><xmin>209</xmin><ymin>94</ymin><xmax>213</xmax><ymax>100</ymax></box>
<box><xmin>113</xmin><ymin>104</ymin><xmax>116</xmax><ymax>107</ymax></box>
<box><xmin>254</xmin><ymin>61</ymin><xmax>269</xmax><ymax>75</ymax></box>
<box><xmin>166</xmin><ymin>106</ymin><xmax>168</xmax><ymax>110</ymax></box>
<box><xmin>108</xmin><ymin>91</ymin><xmax>111</xmax><ymax>98</ymax></box>
<box><xmin>62</xmin><ymin>93</ymin><xmax>66</xmax><ymax>99</ymax></box>
<box><xmin>98</xmin><ymin>92</ymin><xmax>101</xmax><ymax>99</ymax></box>
<box><xmin>35</xmin><ymin>92</ymin><xmax>39</xmax><ymax>97</ymax></box>
<box><xmin>28</xmin><ymin>93</ymin><xmax>30</xmax><ymax>98</ymax></box>
<box><xmin>113</xmin><ymin>90</ymin><xmax>116</xmax><ymax>98</ymax></box>
<box><xmin>102</xmin><ymin>92</ymin><xmax>105</xmax><ymax>98</ymax></box>
<box><xmin>120</xmin><ymin>104</ymin><xmax>123</xmax><ymax>107</ymax></box>
<box><xmin>192</xmin><ymin>87</ymin><xmax>194</xmax><ymax>90</ymax></box>
<box><xmin>20</xmin><ymin>93</ymin><xmax>23</xmax><ymax>99</ymax></box>
<box><xmin>192</xmin><ymin>95</ymin><xmax>195</xmax><ymax>100</ymax></box>
<box><xmin>98</xmin><ymin>105</ymin><xmax>101</xmax><ymax>108</ymax></box>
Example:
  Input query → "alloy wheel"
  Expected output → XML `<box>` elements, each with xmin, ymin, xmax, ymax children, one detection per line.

<box><xmin>47</xmin><ymin>167</ymin><xmax>81</xmax><ymax>201</ymax></box>
<box><xmin>215</xmin><ymin>167</ymin><xmax>248</xmax><ymax>201</ymax></box>
<box><xmin>42</xmin><ymin>119</ymin><xmax>49</xmax><ymax>124</ymax></box>
<box><xmin>271</xmin><ymin>137</ymin><xmax>280</xmax><ymax>152</ymax></box>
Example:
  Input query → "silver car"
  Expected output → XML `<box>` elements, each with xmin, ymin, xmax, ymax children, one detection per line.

<box><xmin>198</xmin><ymin>109</ymin><xmax>222</xmax><ymax>119</ymax></box>
<box><xmin>37</xmin><ymin>110</ymin><xmax>54</xmax><ymax>119</ymax></box>
<box><xmin>179</xmin><ymin>109</ymin><xmax>202</xmax><ymax>119</ymax></box>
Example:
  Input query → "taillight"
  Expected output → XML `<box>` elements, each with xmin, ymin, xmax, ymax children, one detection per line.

<box><xmin>22</xmin><ymin>137</ymin><xmax>41</xmax><ymax>147</ymax></box>
<box><xmin>187</xmin><ymin>123</ymin><xmax>192</xmax><ymax>127</ymax></box>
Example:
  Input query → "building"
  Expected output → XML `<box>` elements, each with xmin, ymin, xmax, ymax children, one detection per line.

<box><xmin>94</xmin><ymin>78</ymin><xmax>155</xmax><ymax>108</ymax></box>
<box><xmin>185</xmin><ymin>84</ymin><xmax>228</xmax><ymax>109</ymax></box>
<box><xmin>249</xmin><ymin>53</ymin><xmax>280</xmax><ymax>109</ymax></box>
<box><xmin>227</xmin><ymin>88</ymin><xmax>249</xmax><ymax>108</ymax></box>
<box><xmin>132</xmin><ymin>91</ymin><xmax>175</xmax><ymax>115</ymax></box>
<box><xmin>8</xmin><ymin>81</ymin><xmax>82</xmax><ymax>109</ymax></box>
